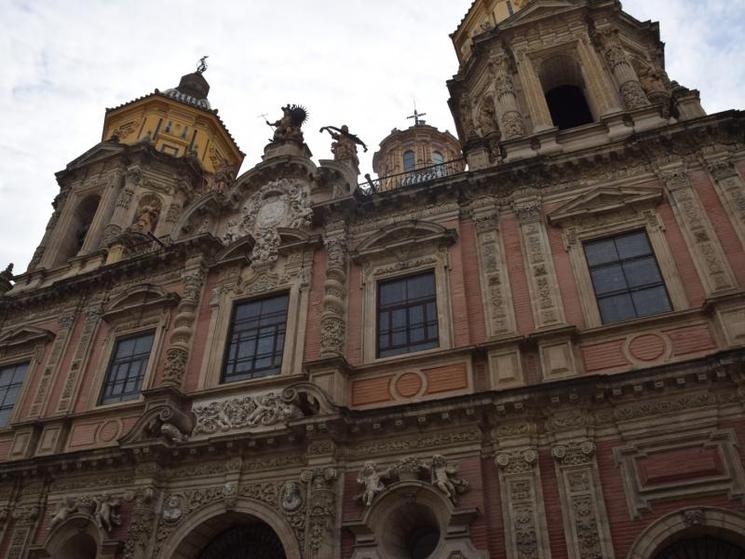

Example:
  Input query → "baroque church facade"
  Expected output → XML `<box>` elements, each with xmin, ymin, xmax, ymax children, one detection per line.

<box><xmin>1</xmin><ymin>1</ymin><xmax>745</xmax><ymax>558</ymax></box>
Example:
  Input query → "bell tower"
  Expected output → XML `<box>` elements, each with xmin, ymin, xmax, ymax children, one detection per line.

<box><xmin>448</xmin><ymin>0</ymin><xmax>707</xmax><ymax>169</ymax></box>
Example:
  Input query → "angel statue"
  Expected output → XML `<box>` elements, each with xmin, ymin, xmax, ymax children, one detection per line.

<box><xmin>356</xmin><ymin>461</ymin><xmax>393</xmax><ymax>507</ymax></box>
<box><xmin>266</xmin><ymin>104</ymin><xmax>308</xmax><ymax>144</ymax></box>
<box><xmin>320</xmin><ymin>125</ymin><xmax>368</xmax><ymax>165</ymax></box>
<box><xmin>424</xmin><ymin>454</ymin><xmax>470</xmax><ymax>503</ymax></box>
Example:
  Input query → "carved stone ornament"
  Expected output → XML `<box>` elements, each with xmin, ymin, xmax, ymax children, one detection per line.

<box><xmin>49</xmin><ymin>494</ymin><xmax>122</xmax><ymax>535</ymax></box>
<box><xmin>280</xmin><ymin>480</ymin><xmax>304</xmax><ymax>513</ymax></box>
<box><xmin>192</xmin><ymin>389</ymin><xmax>304</xmax><ymax>436</ymax></box>
<box><xmin>222</xmin><ymin>179</ymin><xmax>312</xmax><ymax>266</ymax></box>
<box><xmin>426</xmin><ymin>454</ymin><xmax>470</xmax><ymax>503</ymax></box>
<box><xmin>162</xmin><ymin>494</ymin><xmax>184</xmax><ymax>523</ymax></box>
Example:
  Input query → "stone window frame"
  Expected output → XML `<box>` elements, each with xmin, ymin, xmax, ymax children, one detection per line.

<box><xmin>88</xmin><ymin>305</ymin><xmax>170</xmax><ymax>411</ymax></box>
<box><xmin>549</xmin><ymin>189</ymin><xmax>688</xmax><ymax>329</ymax></box>
<box><xmin>198</xmin><ymin>249</ymin><xmax>313</xmax><ymax>390</ymax></box>
<box><xmin>354</xmin><ymin>221</ymin><xmax>457</xmax><ymax>364</ymax></box>
<box><xmin>0</xmin><ymin>328</ymin><xmax>51</xmax><ymax>431</ymax></box>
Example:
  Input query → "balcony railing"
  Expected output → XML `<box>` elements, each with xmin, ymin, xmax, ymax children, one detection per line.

<box><xmin>360</xmin><ymin>158</ymin><xmax>467</xmax><ymax>195</ymax></box>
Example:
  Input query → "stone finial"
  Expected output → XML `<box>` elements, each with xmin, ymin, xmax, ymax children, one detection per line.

<box><xmin>0</xmin><ymin>263</ymin><xmax>13</xmax><ymax>294</ymax></box>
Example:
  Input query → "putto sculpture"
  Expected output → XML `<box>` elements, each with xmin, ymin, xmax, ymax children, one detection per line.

<box><xmin>266</xmin><ymin>104</ymin><xmax>308</xmax><ymax>144</ymax></box>
<box><xmin>320</xmin><ymin>124</ymin><xmax>368</xmax><ymax>165</ymax></box>
<box><xmin>356</xmin><ymin>461</ymin><xmax>393</xmax><ymax>507</ymax></box>
<box><xmin>424</xmin><ymin>454</ymin><xmax>470</xmax><ymax>503</ymax></box>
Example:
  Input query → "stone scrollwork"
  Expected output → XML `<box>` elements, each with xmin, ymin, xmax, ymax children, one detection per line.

<box><xmin>221</xmin><ymin>178</ymin><xmax>313</xmax><ymax>267</ymax></box>
<box><xmin>192</xmin><ymin>389</ymin><xmax>304</xmax><ymax>436</ymax></box>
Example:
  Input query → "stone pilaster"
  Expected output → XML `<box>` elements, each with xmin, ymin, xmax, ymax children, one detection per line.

<box><xmin>472</xmin><ymin>200</ymin><xmax>516</xmax><ymax>336</ymax></box>
<box><xmin>28</xmin><ymin>311</ymin><xmax>77</xmax><ymax>419</ymax></box>
<box><xmin>597</xmin><ymin>28</ymin><xmax>649</xmax><ymax>111</ymax></box>
<box><xmin>491</xmin><ymin>56</ymin><xmax>526</xmax><ymax>139</ymax></box>
<box><xmin>319</xmin><ymin>220</ymin><xmax>348</xmax><ymax>358</ymax></box>
<box><xmin>513</xmin><ymin>47</ymin><xmax>555</xmax><ymax>133</ymax></box>
<box><xmin>705</xmin><ymin>156</ymin><xmax>745</xmax><ymax>251</ymax></box>
<box><xmin>659</xmin><ymin>164</ymin><xmax>737</xmax><ymax>295</ymax></box>
<box><xmin>574</xmin><ymin>32</ymin><xmax>623</xmax><ymax>117</ymax></box>
<box><xmin>513</xmin><ymin>193</ymin><xmax>565</xmax><ymax>329</ymax></box>
<box><xmin>56</xmin><ymin>299</ymin><xmax>104</xmax><ymax>414</ymax></box>
<box><xmin>495</xmin><ymin>449</ymin><xmax>552</xmax><ymax>559</ymax></box>
<box><xmin>161</xmin><ymin>258</ymin><xmax>206</xmax><ymax>388</ymax></box>
<box><xmin>6</xmin><ymin>500</ymin><xmax>42</xmax><ymax>559</ymax></box>
<box><xmin>301</xmin><ymin>465</ymin><xmax>339</xmax><ymax>559</ymax></box>
<box><xmin>552</xmin><ymin>441</ymin><xmax>614</xmax><ymax>559</ymax></box>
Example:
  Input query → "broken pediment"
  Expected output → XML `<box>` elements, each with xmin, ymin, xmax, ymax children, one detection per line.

<box><xmin>500</xmin><ymin>0</ymin><xmax>582</xmax><ymax>29</ymax></box>
<box><xmin>0</xmin><ymin>326</ymin><xmax>54</xmax><ymax>349</ymax></box>
<box><xmin>353</xmin><ymin>221</ymin><xmax>457</xmax><ymax>260</ymax></box>
<box><xmin>548</xmin><ymin>186</ymin><xmax>662</xmax><ymax>225</ymax></box>
<box><xmin>103</xmin><ymin>284</ymin><xmax>179</xmax><ymax>320</ymax></box>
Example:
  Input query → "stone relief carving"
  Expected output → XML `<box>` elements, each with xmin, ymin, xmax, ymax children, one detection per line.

<box><xmin>280</xmin><ymin>481</ymin><xmax>304</xmax><ymax>513</ymax></box>
<box><xmin>426</xmin><ymin>454</ymin><xmax>470</xmax><ymax>503</ymax></box>
<box><xmin>49</xmin><ymin>494</ymin><xmax>122</xmax><ymax>535</ymax></box>
<box><xmin>192</xmin><ymin>390</ymin><xmax>304</xmax><ymax>436</ymax></box>
<box><xmin>222</xmin><ymin>178</ymin><xmax>312</xmax><ymax>267</ymax></box>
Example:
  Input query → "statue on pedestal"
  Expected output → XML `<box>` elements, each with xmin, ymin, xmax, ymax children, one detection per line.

<box><xmin>266</xmin><ymin>104</ymin><xmax>308</xmax><ymax>144</ymax></box>
<box><xmin>320</xmin><ymin>125</ymin><xmax>368</xmax><ymax>166</ymax></box>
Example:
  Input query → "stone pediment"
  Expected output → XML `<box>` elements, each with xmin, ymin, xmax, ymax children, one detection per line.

<box><xmin>62</xmin><ymin>142</ymin><xmax>126</xmax><ymax>173</ymax></box>
<box><xmin>353</xmin><ymin>220</ymin><xmax>457</xmax><ymax>260</ymax></box>
<box><xmin>0</xmin><ymin>326</ymin><xmax>54</xmax><ymax>349</ymax></box>
<box><xmin>103</xmin><ymin>285</ymin><xmax>180</xmax><ymax>320</ymax></box>
<box><xmin>548</xmin><ymin>186</ymin><xmax>662</xmax><ymax>225</ymax></box>
<box><xmin>501</xmin><ymin>0</ymin><xmax>582</xmax><ymax>29</ymax></box>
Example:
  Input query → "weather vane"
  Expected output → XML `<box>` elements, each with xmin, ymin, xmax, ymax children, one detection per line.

<box><xmin>197</xmin><ymin>55</ymin><xmax>209</xmax><ymax>74</ymax></box>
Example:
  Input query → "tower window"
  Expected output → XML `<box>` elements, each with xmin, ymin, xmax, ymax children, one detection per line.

<box><xmin>540</xmin><ymin>55</ymin><xmax>595</xmax><ymax>130</ymax></box>
<box><xmin>0</xmin><ymin>362</ymin><xmax>28</xmax><ymax>427</ymax></box>
<box><xmin>377</xmin><ymin>272</ymin><xmax>439</xmax><ymax>358</ymax></box>
<box><xmin>584</xmin><ymin>230</ymin><xmax>672</xmax><ymax>324</ymax></box>
<box><xmin>222</xmin><ymin>293</ymin><xmax>289</xmax><ymax>383</ymax></box>
<box><xmin>403</xmin><ymin>150</ymin><xmax>416</xmax><ymax>171</ymax></box>
<box><xmin>432</xmin><ymin>151</ymin><xmax>444</xmax><ymax>166</ymax></box>
<box><xmin>546</xmin><ymin>85</ymin><xmax>594</xmax><ymax>130</ymax></box>
<box><xmin>99</xmin><ymin>332</ymin><xmax>154</xmax><ymax>405</ymax></box>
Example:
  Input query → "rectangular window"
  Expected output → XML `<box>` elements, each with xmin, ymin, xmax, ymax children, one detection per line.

<box><xmin>377</xmin><ymin>271</ymin><xmax>439</xmax><ymax>358</ymax></box>
<box><xmin>0</xmin><ymin>362</ymin><xmax>28</xmax><ymax>428</ymax></box>
<box><xmin>222</xmin><ymin>293</ymin><xmax>289</xmax><ymax>383</ymax></box>
<box><xmin>99</xmin><ymin>332</ymin><xmax>155</xmax><ymax>405</ymax></box>
<box><xmin>584</xmin><ymin>230</ymin><xmax>672</xmax><ymax>324</ymax></box>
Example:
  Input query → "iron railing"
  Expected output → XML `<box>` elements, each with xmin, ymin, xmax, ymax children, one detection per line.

<box><xmin>360</xmin><ymin>158</ymin><xmax>467</xmax><ymax>195</ymax></box>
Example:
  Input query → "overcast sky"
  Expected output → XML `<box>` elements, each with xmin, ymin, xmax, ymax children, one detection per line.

<box><xmin>1</xmin><ymin>0</ymin><xmax>743</xmax><ymax>273</ymax></box>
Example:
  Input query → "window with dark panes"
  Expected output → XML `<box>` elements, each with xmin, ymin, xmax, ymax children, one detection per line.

<box><xmin>99</xmin><ymin>332</ymin><xmax>154</xmax><ymax>405</ymax></box>
<box><xmin>584</xmin><ymin>230</ymin><xmax>672</xmax><ymax>324</ymax></box>
<box><xmin>377</xmin><ymin>272</ymin><xmax>439</xmax><ymax>358</ymax></box>
<box><xmin>0</xmin><ymin>362</ymin><xmax>28</xmax><ymax>428</ymax></box>
<box><xmin>222</xmin><ymin>293</ymin><xmax>289</xmax><ymax>383</ymax></box>
<box><xmin>403</xmin><ymin>150</ymin><xmax>416</xmax><ymax>171</ymax></box>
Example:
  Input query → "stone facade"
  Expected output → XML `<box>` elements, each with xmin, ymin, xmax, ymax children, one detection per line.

<box><xmin>1</xmin><ymin>1</ymin><xmax>745</xmax><ymax>558</ymax></box>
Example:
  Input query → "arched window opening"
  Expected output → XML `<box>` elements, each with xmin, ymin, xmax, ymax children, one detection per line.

<box><xmin>403</xmin><ymin>150</ymin><xmax>416</xmax><ymax>171</ymax></box>
<box><xmin>198</xmin><ymin>523</ymin><xmax>287</xmax><ymax>559</ymax></box>
<box><xmin>653</xmin><ymin>536</ymin><xmax>745</xmax><ymax>559</ymax></box>
<box><xmin>380</xmin><ymin>502</ymin><xmax>441</xmax><ymax>559</ymax></box>
<box><xmin>74</xmin><ymin>195</ymin><xmax>100</xmax><ymax>253</ymax></box>
<box><xmin>540</xmin><ymin>55</ymin><xmax>595</xmax><ymax>130</ymax></box>
<box><xmin>52</xmin><ymin>532</ymin><xmax>97</xmax><ymax>559</ymax></box>
<box><xmin>55</xmin><ymin>194</ymin><xmax>101</xmax><ymax>265</ymax></box>
<box><xmin>432</xmin><ymin>151</ymin><xmax>444</xmax><ymax>166</ymax></box>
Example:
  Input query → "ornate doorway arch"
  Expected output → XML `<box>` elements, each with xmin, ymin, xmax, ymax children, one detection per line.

<box><xmin>163</xmin><ymin>503</ymin><xmax>302</xmax><ymax>559</ymax></box>
<box><xmin>627</xmin><ymin>507</ymin><xmax>745</xmax><ymax>559</ymax></box>
<box><xmin>198</xmin><ymin>523</ymin><xmax>286</xmax><ymax>559</ymax></box>
<box><xmin>653</xmin><ymin>536</ymin><xmax>745</xmax><ymax>559</ymax></box>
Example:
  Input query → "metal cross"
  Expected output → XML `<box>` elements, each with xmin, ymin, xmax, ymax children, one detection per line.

<box><xmin>407</xmin><ymin>108</ymin><xmax>427</xmax><ymax>126</ymax></box>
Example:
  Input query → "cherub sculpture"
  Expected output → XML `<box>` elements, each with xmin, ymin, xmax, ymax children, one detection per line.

<box><xmin>49</xmin><ymin>496</ymin><xmax>77</xmax><ymax>530</ymax></box>
<box><xmin>320</xmin><ymin>125</ymin><xmax>368</xmax><ymax>165</ymax></box>
<box><xmin>356</xmin><ymin>461</ymin><xmax>393</xmax><ymax>507</ymax></box>
<box><xmin>266</xmin><ymin>104</ymin><xmax>308</xmax><ymax>144</ymax></box>
<box><xmin>425</xmin><ymin>455</ymin><xmax>470</xmax><ymax>503</ymax></box>
<box><xmin>94</xmin><ymin>494</ymin><xmax>122</xmax><ymax>534</ymax></box>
